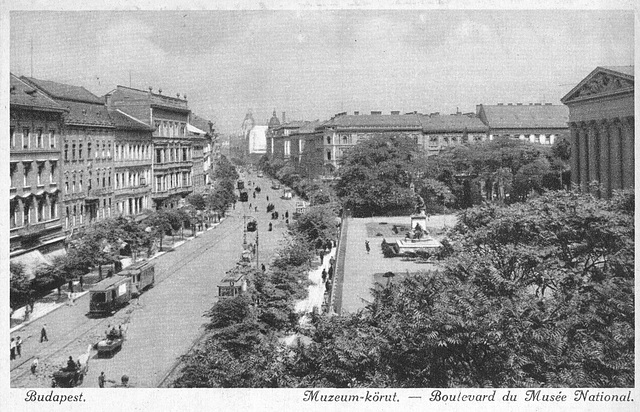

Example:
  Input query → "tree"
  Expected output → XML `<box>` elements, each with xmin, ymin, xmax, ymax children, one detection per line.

<box><xmin>335</xmin><ymin>134</ymin><xmax>425</xmax><ymax>216</ymax></box>
<box><xmin>10</xmin><ymin>262</ymin><xmax>31</xmax><ymax>309</ymax></box>
<box><xmin>290</xmin><ymin>204</ymin><xmax>339</xmax><ymax>247</ymax></box>
<box><xmin>187</xmin><ymin>193</ymin><xmax>207</xmax><ymax>211</ymax></box>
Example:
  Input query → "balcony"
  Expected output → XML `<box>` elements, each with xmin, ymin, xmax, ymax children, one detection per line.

<box><xmin>10</xmin><ymin>218</ymin><xmax>63</xmax><ymax>239</ymax></box>
<box><xmin>114</xmin><ymin>185</ymin><xmax>151</xmax><ymax>197</ymax></box>
<box><xmin>114</xmin><ymin>159</ymin><xmax>153</xmax><ymax>169</ymax></box>
<box><xmin>153</xmin><ymin>160</ymin><xmax>192</xmax><ymax>170</ymax></box>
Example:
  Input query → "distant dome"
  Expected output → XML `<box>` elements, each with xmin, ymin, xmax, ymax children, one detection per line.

<box><xmin>268</xmin><ymin>109</ymin><xmax>280</xmax><ymax>128</ymax></box>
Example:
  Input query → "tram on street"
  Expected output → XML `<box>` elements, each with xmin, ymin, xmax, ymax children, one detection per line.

<box><xmin>89</xmin><ymin>276</ymin><xmax>132</xmax><ymax>316</ymax></box>
<box><xmin>218</xmin><ymin>272</ymin><xmax>247</xmax><ymax>298</ymax></box>
<box><xmin>117</xmin><ymin>260</ymin><xmax>155</xmax><ymax>296</ymax></box>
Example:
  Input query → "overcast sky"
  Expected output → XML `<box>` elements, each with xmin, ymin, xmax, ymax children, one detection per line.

<box><xmin>10</xmin><ymin>9</ymin><xmax>634</xmax><ymax>134</ymax></box>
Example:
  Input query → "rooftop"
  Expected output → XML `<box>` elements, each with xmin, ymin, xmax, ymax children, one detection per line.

<box><xmin>600</xmin><ymin>66</ymin><xmax>634</xmax><ymax>77</ymax></box>
<box><xmin>10</xmin><ymin>74</ymin><xmax>66</xmax><ymax>112</ymax></box>
<box><xmin>21</xmin><ymin>76</ymin><xmax>104</xmax><ymax>104</ymax></box>
<box><xmin>61</xmin><ymin>100</ymin><xmax>114</xmax><ymax>127</ymax></box>
<box><xmin>478</xmin><ymin>104</ymin><xmax>569</xmax><ymax>129</ymax></box>
<box><xmin>419</xmin><ymin>114</ymin><xmax>488</xmax><ymax>133</ymax></box>
<box><xmin>108</xmin><ymin>109</ymin><xmax>154</xmax><ymax>131</ymax></box>
<box><xmin>323</xmin><ymin>113</ymin><xmax>422</xmax><ymax>129</ymax></box>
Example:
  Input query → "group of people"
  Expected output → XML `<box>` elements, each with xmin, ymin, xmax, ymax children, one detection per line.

<box><xmin>320</xmin><ymin>247</ymin><xmax>337</xmax><ymax>294</ymax></box>
<box><xmin>9</xmin><ymin>336</ymin><xmax>22</xmax><ymax>360</ymax></box>
<box><xmin>106</xmin><ymin>324</ymin><xmax>124</xmax><ymax>341</ymax></box>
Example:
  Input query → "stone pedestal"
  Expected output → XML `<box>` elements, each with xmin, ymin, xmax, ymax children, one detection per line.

<box><xmin>410</xmin><ymin>213</ymin><xmax>427</xmax><ymax>232</ymax></box>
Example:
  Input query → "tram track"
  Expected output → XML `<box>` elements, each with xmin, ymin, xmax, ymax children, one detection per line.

<box><xmin>10</xmin><ymin>214</ymin><xmax>242</xmax><ymax>386</ymax></box>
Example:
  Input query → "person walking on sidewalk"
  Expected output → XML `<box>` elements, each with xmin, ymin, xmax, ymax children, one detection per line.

<box><xmin>322</xmin><ymin>268</ymin><xmax>327</xmax><ymax>283</ymax></box>
<box><xmin>16</xmin><ymin>336</ymin><xmax>22</xmax><ymax>357</ymax></box>
<box><xmin>319</xmin><ymin>250</ymin><xmax>325</xmax><ymax>264</ymax></box>
<box><xmin>40</xmin><ymin>324</ymin><xmax>48</xmax><ymax>342</ymax></box>
<box><xmin>10</xmin><ymin>338</ymin><xmax>16</xmax><ymax>360</ymax></box>
<box><xmin>365</xmin><ymin>240</ymin><xmax>370</xmax><ymax>254</ymax></box>
<box><xmin>30</xmin><ymin>358</ymin><xmax>39</xmax><ymax>374</ymax></box>
<box><xmin>68</xmin><ymin>280</ymin><xmax>74</xmax><ymax>293</ymax></box>
<box><xmin>79</xmin><ymin>275</ymin><xmax>84</xmax><ymax>291</ymax></box>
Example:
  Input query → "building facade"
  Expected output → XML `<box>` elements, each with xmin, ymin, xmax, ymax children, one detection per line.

<box><xmin>108</xmin><ymin>109</ymin><xmax>154</xmax><ymax>217</ymax></box>
<box><xmin>476</xmin><ymin>103</ymin><xmax>569</xmax><ymax>144</ymax></box>
<box><xmin>319</xmin><ymin>111</ymin><xmax>424</xmax><ymax>170</ymax></box>
<box><xmin>191</xmin><ymin>114</ymin><xmax>217</xmax><ymax>186</ymax></box>
<box><xmin>106</xmin><ymin>86</ymin><xmax>193</xmax><ymax>209</ymax></box>
<box><xmin>417</xmin><ymin>113</ymin><xmax>489</xmax><ymax>155</ymax></box>
<box><xmin>23</xmin><ymin>76</ymin><xmax>116</xmax><ymax>233</ymax></box>
<box><xmin>10</xmin><ymin>74</ymin><xmax>67</xmax><ymax>261</ymax></box>
<box><xmin>561</xmin><ymin>66</ymin><xmax>634</xmax><ymax>198</ymax></box>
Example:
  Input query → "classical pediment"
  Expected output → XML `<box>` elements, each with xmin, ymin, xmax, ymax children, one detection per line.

<box><xmin>561</xmin><ymin>67</ymin><xmax>634</xmax><ymax>104</ymax></box>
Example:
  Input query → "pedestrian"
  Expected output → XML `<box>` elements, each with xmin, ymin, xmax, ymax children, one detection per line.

<box><xmin>57</xmin><ymin>286</ymin><xmax>61</xmax><ymax>297</ymax></box>
<box><xmin>79</xmin><ymin>275</ymin><xmax>84</xmax><ymax>291</ymax></box>
<box><xmin>67</xmin><ymin>291</ymin><xmax>74</xmax><ymax>306</ymax></box>
<box><xmin>253</xmin><ymin>192</ymin><xmax>256</xmax><ymax>199</ymax></box>
<box><xmin>24</xmin><ymin>305</ymin><xmax>30</xmax><ymax>321</ymax></box>
<box><xmin>328</xmin><ymin>265</ymin><xmax>334</xmax><ymax>280</ymax></box>
<box><xmin>325</xmin><ymin>280</ymin><xmax>331</xmax><ymax>293</ymax></box>
<box><xmin>233</xmin><ymin>203</ymin><xmax>236</xmax><ymax>210</ymax></box>
<box><xmin>266</xmin><ymin>195</ymin><xmax>269</xmax><ymax>201</ymax></box>
<box><xmin>268</xmin><ymin>222</ymin><xmax>273</xmax><ymax>231</ymax></box>
<box><xmin>249</xmin><ymin>203</ymin><xmax>252</xmax><ymax>209</ymax></box>
<box><xmin>261</xmin><ymin>264</ymin><xmax>266</xmax><ymax>272</ymax></box>
<box><xmin>29</xmin><ymin>296</ymin><xmax>35</xmax><ymax>312</ymax></box>
<box><xmin>68</xmin><ymin>280</ymin><xmax>74</xmax><ymax>293</ymax></box>
<box><xmin>322</xmin><ymin>268</ymin><xmax>327</xmax><ymax>283</ymax></box>
<box><xmin>10</xmin><ymin>338</ymin><xmax>16</xmax><ymax>360</ymax></box>
<box><xmin>285</xmin><ymin>211</ymin><xmax>289</xmax><ymax>218</ymax></box>
<box><xmin>98</xmin><ymin>371</ymin><xmax>115</xmax><ymax>388</ymax></box>
<box><xmin>319</xmin><ymin>250</ymin><xmax>325</xmax><ymax>264</ymax></box>
<box><xmin>31</xmin><ymin>358</ymin><xmax>39</xmax><ymax>374</ymax></box>
<box><xmin>365</xmin><ymin>240</ymin><xmax>370</xmax><ymax>254</ymax></box>
<box><xmin>285</xmin><ymin>218</ymin><xmax>289</xmax><ymax>224</ymax></box>
<box><xmin>329</xmin><ymin>256</ymin><xmax>336</xmax><ymax>267</ymax></box>
<box><xmin>16</xmin><ymin>336</ymin><xmax>22</xmax><ymax>357</ymax></box>
<box><xmin>40</xmin><ymin>324</ymin><xmax>48</xmax><ymax>342</ymax></box>
<box><xmin>255</xmin><ymin>206</ymin><xmax>258</xmax><ymax>212</ymax></box>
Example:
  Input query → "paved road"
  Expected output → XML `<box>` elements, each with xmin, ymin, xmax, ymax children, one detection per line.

<box><xmin>10</xmin><ymin>173</ymin><xmax>299</xmax><ymax>388</ymax></box>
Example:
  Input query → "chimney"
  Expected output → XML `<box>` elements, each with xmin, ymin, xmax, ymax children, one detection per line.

<box><xmin>282</xmin><ymin>112</ymin><xmax>286</xmax><ymax>123</ymax></box>
<box><xmin>371</xmin><ymin>111</ymin><xmax>382</xmax><ymax>115</ymax></box>
<box><xmin>497</xmin><ymin>103</ymin><xmax>503</xmax><ymax>105</ymax></box>
<box><xmin>476</xmin><ymin>104</ymin><xmax>482</xmax><ymax>114</ymax></box>
<box><xmin>391</xmin><ymin>110</ymin><xmax>400</xmax><ymax>115</ymax></box>
<box><xmin>544</xmin><ymin>103</ymin><xmax>552</xmax><ymax>105</ymax></box>
<box><xmin>158</xmin><ymin>88</ymin><xmax>162</xmax><ymax>95</ymax></box>
<box><xmin>516</xmin><ymin>103</ymin><xmax>522</xmax><ymax>105</ymax></box>
<box><xmin>507</xmin><ymin>103</ymin><xmax>513</xmax><ymax>105</ymax></box>
<box><xmin>176</xmin><ymin>93</ymin><xmax>180</xmax><ymax>98</ymax></box>
<box><xmin>534</xmin><ymin>103</ymin><xmax>542</xmax><ymax>105</ymax></box>
<box><xmin>529</xmin><ymin>103</ymin><xmax>534</xmax><ymax>105</ymax></box>
<box><xmin>184</xmin><ymin>94</ymin><xmax>187</xmax><ymax>100</ymax></box>
<box><xmin>354</xmin><ymin>111</ymin><xmax>359</xmax><ymax>115</ymax></box>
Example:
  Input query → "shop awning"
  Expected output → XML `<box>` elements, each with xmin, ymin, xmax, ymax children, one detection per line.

<box><xmin>10</xmin><ymin>249</ymin><xmax>51</xmax><ymax>279</ymax></box>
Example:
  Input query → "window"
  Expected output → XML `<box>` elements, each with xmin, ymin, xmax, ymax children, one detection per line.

<box><xmin>65</xmin><ymin>180</ymin><xmax>69</xmax><ymax>194</ymax></box>
<box><xmin>72</xmin><ymin>177</ymin><xmax>76</xmax><ymax>193</ymax></box>
<box><xmin>37</xmin><ymin>129</ymin><xmax>43</xmax><ymax>148</ymax></box>
<box><xmin>87</xmin><ymin>142</ymin><xmax>92</xmax><ymax>159</ymax></box>
<box><xmin>23</xmin><ymin>165</ymin><xmax>29</xmax><ymax>186</ymax></box>
<box><xmin>79</xmin><ymin>176</ymin><xmax>83</xmax><ymax>191</ymax></box>
<box><xmin>72</xmin><ymin>143</ymin><xmax>76</xmax><ymax>160</ymax></box>
<box><xmin>49</xmin><ymin>130</ymin><xmax>56</xmax><ymax>148</ymax></box>
<box><xmin>64</xmin><ymin>144</ymin><xmax>69</xmax><ymax>161</ymax></box>
<box><xmin>22</xmin><ymin>128</ymin><xmax>29</xmax><ymax>149</ymax></box>
<box><xmin>37</xmin><ymin>164</ymin><xmax>43</xmax><ymax>185</ymax></box>
<box><xmin>79</xmin><ymin>143</ymin><xmax>83</xmax><ymax>160</ymax></box>
<box><xmin>23</xmin><ymin>201</ymin><xmax>30</xmax><ymax>225</ymax></box>
<box><xmin>156</xmin><ymin>149</ymin><xmax>162</xmax><ymax>164</ymax></box>
<box><xmin>108</xmin><ymin>174</ymin><xmax>111</xmax><ymax>187</ymax></box>
<box><xmin>342</xmin><ymin>135</ymin><xmax>348</xmax><ymax>144</ymax></box>
<box><xmin>37</xmin><ymin>198</ymin><xmax>44</xmax><ymax>221</ymax></box>
<box><xmin>10</xmin><ymin>202</ymin><xmax>17</xmax><ymax>228</ymax></box>
<box><xmin>102</xmin><ymin>176</ymin><xmax>106</xmax><ymax>187</ymax></box>
<box><xmin>50</xmin><ymin>198</ymin><xmax>57</xmax><ymax>218</ymax></box>
<box><xmin>326</xmin><ymin>136</ymin><xmax>331</xmax><ymax>145</ymax></box>
<box><xmin>10</xmin><ymin>127</ymin><xmax>15</xmax><ymax>147</ymax></box>
<box><xmin>327</xmin><ymin>151</ymin><xmax>332</xmax><ymax>161</ymax></box>
<box><xmin>183</xmin><ymin>148</ymin><xmax>188</xmax><ymax>161</ymax></box>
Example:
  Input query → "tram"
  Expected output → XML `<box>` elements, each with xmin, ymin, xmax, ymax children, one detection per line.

<box><xmin>89</xmin><ymin>276</ymin><xmax>132</xmax><ymax>316</ymax></box>
<box><xmin>117</xmin><ymin>260</ymin><xmax>155</xmax><ymax>296</ymax></box>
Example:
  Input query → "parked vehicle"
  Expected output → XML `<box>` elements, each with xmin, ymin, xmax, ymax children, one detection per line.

<box><xmin>89</xmin><ymin>276</ymin><xmax>132</xmax><ymax>316</ymax></box>
<box><xmin>117</xmin><ymin>260</ymin><xmax>155</xmax><ymax>296</ymax></box>
<box><xmin>51</xmin><ymin>345</ymin><xmax>92</xmax><ymax>387</ymax></box>
<box><xmin>97</xmin><ymin>326</ymin><xmax>125</xmax><ymax>358</ymax></box>
<box><xmin>282</xmin><ymin>188</ymin><xmax>292</xmax><ymax>200</ymax></box>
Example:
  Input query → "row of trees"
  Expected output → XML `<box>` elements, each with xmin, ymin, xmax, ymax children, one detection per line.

<box><xmin>334</xmin><ymin>134</ymin><xmax>571</xmax><ymax>216</ymax></box>
<box><xmin>258</xmin><ymin>155</ymin><xmax>338</xmax><ymax>206</ymax></box>
<box><xmin>174</xmin><ymin>200</ymin><xmax>340</xmax><ymax>387</ymax></box>
<box><xmin>11</xmin><ymin>155</ymin><xmax>240</xmax><ymax>310</ymax></box>
<box><xmin>176</xmin><ymin>190</ymin><xmax>634</xmax><ymax>387</ymax></box>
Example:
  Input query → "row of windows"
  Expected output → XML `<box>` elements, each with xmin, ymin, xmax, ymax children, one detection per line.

<box><xmin>489</xmin><ymin>134</ymin><xmax>557</xmax><ymax>145</ymax></box>
<box><xmin>10</xmin><ymin>127</ymin><xmax>57</xmax><ymax>150</ymax></box>
<box><xmin>154</xmin><ymin>120</ymin><xmax>186</xmax><ymax>138</ymax></box>
<box><xmin>10</xmin><ymin>195</ymin><xmax>58</xmax><ymax>228</ymax></box>
<box><xmin>64</xmin><ymin>170</ymin><xmax>111</xmax><ymax>194</ymax></box>
<box><xmin>10</xmin><ymin>161</ymin><xmax>57</xmax><ymax>188</ymax></box>
<box><xmin>64</xmin><ymin>140</ymin><xmax>112</xmax><ymax>162</ymax></box>
<box><xmin>114</xmin><ymin>170</ymin><xmax>150</xmax><ymax>189</ymax></box>
<box><xmin>64</xmin><ymin>199</ymin><xmax>112</xmax><ymax>229</ymax></box>
<box><xmin>154</xmin><ymin>172</ymin><xmax>192</xmax><ymax>192</ymax></box>
<box><xmin>115</xmin><ymin>143</ymin><xmax>152</xmax><ymax>161</ymax></box>
<box><xmin>155</xmin><ymin>147</ymin><xmax>191</xmax><ymax>164</ymax></box>
<box><xmin>116</xmin><ymin>196</ymin><xmax>148</xmax><ymax>216</ymax></box>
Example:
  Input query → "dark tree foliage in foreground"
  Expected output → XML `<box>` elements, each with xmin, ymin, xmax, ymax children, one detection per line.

<box><xmin>290</xmin><ymin>190</ymin><xmax>634</xmax><ymax>388</ymax></box>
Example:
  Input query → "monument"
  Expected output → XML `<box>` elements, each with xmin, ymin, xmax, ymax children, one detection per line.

<box><xmin>394</xmin><ymin>192</ymin><xmax>442</xmax><ymax>254</ymax></box>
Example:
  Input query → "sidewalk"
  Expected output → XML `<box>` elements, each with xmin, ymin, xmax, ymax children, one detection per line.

<box><xmin>294</xmin><ymin>246</ymin><xmax>337</xmax><ymax>320</ymax></box>
<box><xmin>9</xmin><ymin>218</ymin><xmax>226</xmax><ymax>334</ymax></box>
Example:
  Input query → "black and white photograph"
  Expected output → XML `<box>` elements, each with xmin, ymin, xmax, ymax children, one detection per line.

<box><xmin>2</xmin><ymin>1</ymin><xmax>637</xmax><ymax>411</ymax></box>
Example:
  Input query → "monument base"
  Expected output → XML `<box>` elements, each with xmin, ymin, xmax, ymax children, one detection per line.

<box><xmin>410</xmin><ymin>213</ymin><xmax>428</xmax><ymax>232</ymax></box>
<box><xmin>395</xmin><ymin>236</ymin><xmax>442</xmax><ymax>254</ymax></box>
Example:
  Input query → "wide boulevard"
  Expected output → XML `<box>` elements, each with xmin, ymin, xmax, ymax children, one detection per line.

<box><xmin>10</xmin><ymin>173</ymin><xmax>298</xmax><ymax>388</ymax></box>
